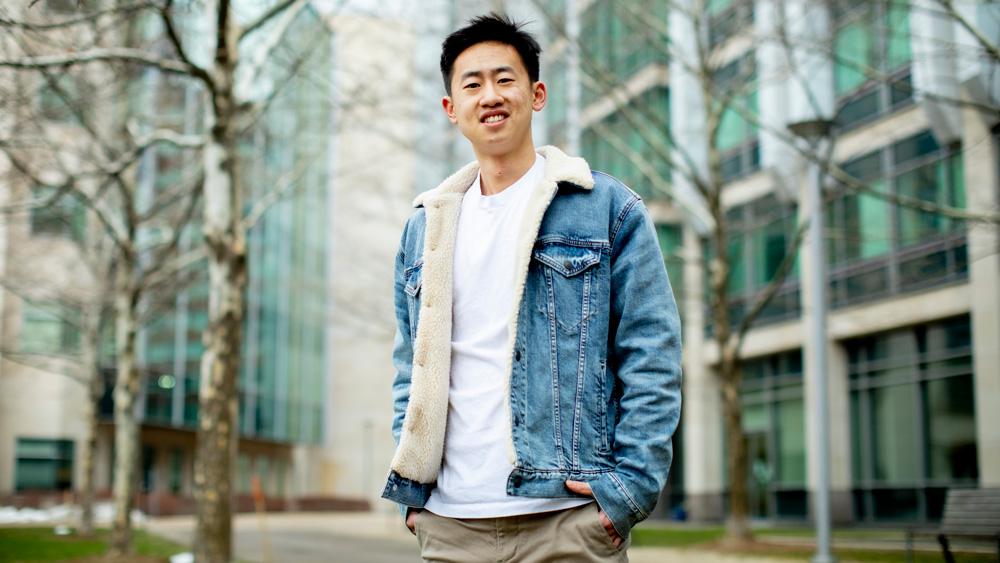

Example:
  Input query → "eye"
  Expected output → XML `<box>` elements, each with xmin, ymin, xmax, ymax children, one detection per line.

<box><xmin>499</xmin><ymin>78</ymin><xmax>514</xmax><ymax>83</ymax></box>
<box><xmin>464</xmin><ymin>82</ymin><xmax>480</xmax><ymax>89</ymax></box>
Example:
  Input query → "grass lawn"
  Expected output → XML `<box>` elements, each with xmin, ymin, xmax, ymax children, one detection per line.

<box><xmin>0</xmin><ymin>527</ymin><xmax>187</xmax><ymax>563</ymax></box>
<box><xmin>629</xmin><ymin>525</ymin><xmax>997</xmax><ymax>563</ymax></box>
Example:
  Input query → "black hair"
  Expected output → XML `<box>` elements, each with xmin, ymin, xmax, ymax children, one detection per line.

<box><xmin>439</xmin><ymin>12</ymin><xmax>541</xmax><ymax>96</ymax></box>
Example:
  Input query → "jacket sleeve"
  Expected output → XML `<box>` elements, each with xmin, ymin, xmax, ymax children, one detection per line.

<box><xmin>589</xmin><ymin>197</ymin><xmax>683</xmax><ymax>537</ymax></box>
<box><xmin>391</xmin><ymin>220</ymin><xmax>414</xmax><ymax>449</ymax></box>
<box><xmin>388</xmin><ymin>219</ymin><xmax>416</xmax><ymax>518</ymax></box>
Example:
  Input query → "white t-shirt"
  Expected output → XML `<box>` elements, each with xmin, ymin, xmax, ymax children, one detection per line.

<box><xmin>424</xmin><ymin>154</ymin><xmax>590</xmax><ymax>518</ymax></box>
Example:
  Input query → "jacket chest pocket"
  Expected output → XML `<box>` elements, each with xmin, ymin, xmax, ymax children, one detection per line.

<box><xmin>532</xmin><ymin>242</ymin><xmax>604</xmax><ymax>332</ymax></box>
<box><xmin>404</xmin><ymin>261</ymin><xmax>422</xmax><ymax>341</ymax></box>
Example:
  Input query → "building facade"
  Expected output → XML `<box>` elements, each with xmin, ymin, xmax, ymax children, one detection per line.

<box><xmin>543</xmin><ymin>0</ymin><xmax>1000</xmax><ymax>524</ymax></box>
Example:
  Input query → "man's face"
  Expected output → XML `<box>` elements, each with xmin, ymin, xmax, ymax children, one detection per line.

<box><xmin>442</xmin><ymin>41</ymin><xmax>546</xmax><ymax>159</ymax></box>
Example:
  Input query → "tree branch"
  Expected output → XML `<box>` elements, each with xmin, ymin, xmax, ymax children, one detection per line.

<box><xmin>158</xmin><ymin>0</ymin><xmax>211</xmax><ymax>87</ymax></box>
<box><xmin>238</xmin><ymin>0</ymin><xmax>302</xmax><ymax>43</ymax></box>
<box><xmin>0</xmin><ymin>48</ymin><xmax>201</xmax><ymax>79</ymax></box>
<box><xmin>0</xmin><ymin>1</ymin><xmax>157</xmax><ymax>31</ymax></box>
<box><xmin>234</xmin><ymin>0</ymin><xmax>309</xmax><ymax>102</ymax></box>
<box><xmin>935</xmin><ymin>0</ymin><xmax>1000</xmax><ymax>65</ymax></box>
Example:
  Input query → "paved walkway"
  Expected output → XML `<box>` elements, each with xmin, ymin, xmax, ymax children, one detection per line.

<box><xmin>147</xmin><ymin>511</ymin><xmax>801</xmax><ymax>563</ymax></box>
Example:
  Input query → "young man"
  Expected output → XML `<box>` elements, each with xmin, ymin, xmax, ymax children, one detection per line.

<box><xmin>382</xmin><ymin>13</ymin><xmax>681</xmax><ymax>562</ymax></box>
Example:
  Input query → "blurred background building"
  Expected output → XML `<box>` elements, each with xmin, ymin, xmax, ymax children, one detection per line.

<box><xmin>1</xmin><ymin>0</ymin><xmax>998</xmax><ymax>528</ymax></box>
<box><xmin>538</xmin><ymin>0</ymin><xmax>999</xmax><ymax>525</ymax></box>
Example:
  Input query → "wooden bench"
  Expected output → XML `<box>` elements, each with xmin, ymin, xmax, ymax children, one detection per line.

<box><xmin>905</xmin><ymin>488</ymin><xmax>1000</xmax><ymax>563</ymax></box>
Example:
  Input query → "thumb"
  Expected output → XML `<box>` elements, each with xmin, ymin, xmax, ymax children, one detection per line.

<box><xmin>565</xmin><ymin>480</ymin><xmax>594</xmax><ymax>497</ymax></box>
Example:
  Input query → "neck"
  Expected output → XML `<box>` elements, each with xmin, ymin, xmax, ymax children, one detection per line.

<box><xmin>475</xmin><ymin>143</ymin><xmax>538</xmax><ymax>196</ymax></box>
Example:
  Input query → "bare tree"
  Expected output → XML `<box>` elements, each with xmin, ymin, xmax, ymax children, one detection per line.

<box><xmin>2</xmin><ymin>0</ymin><xmax>339</xmax><ymax>559</ymax></box>
<box><xmin>1</xmin><ymin>0</ymin><xmax>207</xmax><ymax>550</ymax></box>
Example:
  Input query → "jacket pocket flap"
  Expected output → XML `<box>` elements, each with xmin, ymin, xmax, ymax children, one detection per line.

<box><xmin>404</xmin><ymin>262</ymin><xmax>423</xmax><ymax>297</ymax></box>
<box><xmin>533</xmin><ymin>245</ymin><xmax>602</xmax><ymax>277</ymax></box>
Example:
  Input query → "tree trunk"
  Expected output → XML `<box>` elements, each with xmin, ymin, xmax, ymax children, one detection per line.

<box><xmin>705</xmin><ymin>134</ymin><xmax>753</xmax><ymax>543</ymax></box>
<box><xmin>109</xmin><ymin>262</ymin><xmax>140</xmax><ymax>555</ymax></box>
<box><xmin>79</xmin><ymin>305</ymin><xmax>103</xmax><ymax>537</ymax></box>
<box><xmin>194</xmin><ymin>2</ymin><xmax>246</xmax><ymax>560</ymax></box>
<box><xmin>720</xmin><ymin>357</ymin><xmax>751</xmax><ymax>543</ymax></box>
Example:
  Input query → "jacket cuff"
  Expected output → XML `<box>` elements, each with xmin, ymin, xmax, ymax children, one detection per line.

<box><xmin>381</xmin><ymin>471</ymin><xmax>434</xmax><ymax>508</ymax></box>
<box><xmin>590</xmin><ymin>472</ymin><xmax>646</xmax><ymax>537</ymax></box>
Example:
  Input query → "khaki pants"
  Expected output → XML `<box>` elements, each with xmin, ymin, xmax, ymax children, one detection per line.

<box><xmin>414</xmin><ymin>503</ymin><xmax>630</xmax><ymax>562</ymax></box>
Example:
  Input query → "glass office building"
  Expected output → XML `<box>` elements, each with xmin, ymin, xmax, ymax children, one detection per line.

<box><xmin>541</xmin><ymin>0</ymin><xmax>997</xmax><ymax>524</ymax></box>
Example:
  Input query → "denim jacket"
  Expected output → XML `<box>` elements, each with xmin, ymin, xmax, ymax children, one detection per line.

<box><xmin>381</xmin><ymin>146</ymin><xmax>682</xmax><ymax>537</ymax></box>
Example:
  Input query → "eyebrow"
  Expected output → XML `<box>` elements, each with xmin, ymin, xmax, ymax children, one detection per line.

<box><xmin>459</xmin><ymin>65</ymin><xmax>516</xmax><ymax>82</ymax></box>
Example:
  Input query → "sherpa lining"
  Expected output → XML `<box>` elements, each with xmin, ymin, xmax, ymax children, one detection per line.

<box><xmin>389</xmin><ymin>146</ymin><xmax>594</xmax><ymax>483</ymax></box>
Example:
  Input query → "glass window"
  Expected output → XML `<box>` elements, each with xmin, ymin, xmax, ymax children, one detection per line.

<box><xmin>828</xmin><ymin>133</ymin><xmax>966</xmax><ymax>308</ymax></box>
<box><xmin>714</xmin><ymin>56</ymin><xmax>759</xmax><ymax>182</ymax></box>
<box><xmin>580</xmin><ymin>0</ymin><xmax>668</xmax><ymax>104</ymax></box>
<box><xmin>581</xmin><ymin>87</ymin><xmax>670</xmax><ymax>199</ymax></box>
<box><xmin>704</xmin><ymin>196</ymin><xmax>800</xmax><ymax>333</ymax></box>
<box><xmin>141</xmin><ymin>446</ymin><xmax>156</xmax><ymax>492</ymax></box>
<box><xmin>738</xmin><ymin>350</ymin><xmax>805</xmax><ymax>519</ymax></box>
<box><xmin>169</xmin><ymin>448</ymin><xmax>183</xmax><ymax>494</ymax></box>
<box><xmin>872</xmin><ymin>383</ymin><xmax>920</xmax><ymax>481</ymax></box>
<box><xmin>776</xmin><ymin>398</ymin><xmax>806</xmax><ymax>484</ymax></box>
<box><xmin>657</xmin><ymin>224</ymin><xmax>685</xmax><ymax>325</ymax></box>
<box><xmin>30</xmin><ymin>186</ymin><xmax>86</xmax><ymax>241</ymax></box>
<box><xmin>833</xmin><ymin>0</ymin><xmax>913</xmax><ymax>129</ymax></box>
<box><xmin>21</xmin><ymin>301</ymin><xmax>80</xmax><ymax>355</ymax></box>
<box><xmin>708</xmin><ymin>0</ymin><xmax>754</xmax><ymax>47</ymax></box>
<box><xmin>925</xmin><ymin>375</ymin><xmax>977</xmax><ymax>481</ymax></box>
<box><xmin>847</xmin><ymin>316</ymin><xmax>977</xmax><ymax>522</ymax></box>
<box><xmin>15</xmin><ymin>438</ymin><xmax>74</xmax><ymax>491</ymax></box>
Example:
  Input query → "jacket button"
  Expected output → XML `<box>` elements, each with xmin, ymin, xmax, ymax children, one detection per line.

<box><xmin>515</xmin><ymin>349</ymin><xmax>521</xmax><ymax>362</ymax></box>
<box><xmin>563</xmin><ymin>259</ymin><xmax>573</xmax><ymax>269</ymax></box>
<box><xmin>513</xmin><ymin>475</ymin><xmax>522</xmax><ymax>487</ymax></box>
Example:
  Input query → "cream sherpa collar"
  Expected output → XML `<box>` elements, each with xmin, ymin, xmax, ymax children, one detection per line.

<box><xmin>413</xmin><ymin>145</ymin><xmax>594</xmax><ymax>208</ymax></box>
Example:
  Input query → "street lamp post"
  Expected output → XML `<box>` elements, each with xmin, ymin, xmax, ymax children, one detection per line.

<box><xmin>787</xmin><ymin>118</ymin><xmax>835</xmax><ymax>563</ymax></box>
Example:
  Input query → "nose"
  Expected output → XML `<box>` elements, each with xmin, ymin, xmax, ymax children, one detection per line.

<box><xmin>480</xmin><ymin>82</ymin><xmax>503</xmax><ymax>107</ymax></box>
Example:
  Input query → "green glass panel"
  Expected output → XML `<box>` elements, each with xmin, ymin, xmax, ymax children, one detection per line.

<box><xmin>949</xmin><ymin>153</ymin><xmax>966</xmax><ymax>233</ymax></box>
<box><xmin>742</xmin><ymin>400</ymin><xmax>769</xmax><ymax>433</ymax></box>
<box><xmin>754</xmin><ymin>217</ymin><xmax>787</xmax><ymax>286</ymax></box>
<box><xmin>727</xmin><ymin>234</ymin><xmax>745</xmax><ymax>294</ymax></box>
<box><xmin>897</xmin><ymin>162</ymin><xmax>947</xmax><ymax>246</ymax></box>
<box><xmin>170</xmin><ymin>449</ymin><xmax>182</xmax><ymax>493</ymax></box>
<box><xmin>16</xmin><ymin>459</ymin><xmax>58</xmax><ymax>490</ymax></box>
<box><xmin>850</xmin><ymin>391</ymin><xmax>864</xmax><ymax>481</ymax></box>
<box><xmin>886</xmin><ymin>2</ymin><xmax>911</xmax><ymax>70</ymax></box>
<box><xmin>717</xmin><ymin>106</ymin><xmax>743</xmax><ymax>152</ymax></box>
<box><xmin>835</xmin><ymin>21</ymin><xmax>872</xmax><ymax>94</ymax></box>
<box><xmin>872</xmin><ymin>383</ymin><xmax>919</xmax><ymax>482</ymax></box>
<box><xmin>857</xmin><ymin>180</ymin><xmax>890</xmax><ymax>259</ymax></box>
<box><xmin>776</xmin><ymin>398</ymin><xmax>806</xmax><ymax>485</ymax></box>
<box><xmin>707</xmin><ymin>0</ymin><xmax>732</xmax><ymax>15</ymax></box>
<box><xmin>925</xmin><ymin>375</ymin><xmax>978</xmax><ymax>480</ymax></box>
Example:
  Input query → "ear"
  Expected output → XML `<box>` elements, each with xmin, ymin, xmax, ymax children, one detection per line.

<box><xmin>442</xmin><ymin>96</ymin><xmax>458</xmax><ymax>125</ymax></box>
<box><xmin>532</xmin><ymin>81</ymin><xmax>547</xmax><ymax>112</ymax></box>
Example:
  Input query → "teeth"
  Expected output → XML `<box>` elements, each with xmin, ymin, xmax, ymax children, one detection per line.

<box><xmin>485</xmin><ymin>115</ymin><xmax>505</xmax><ymax>123</ymax></box>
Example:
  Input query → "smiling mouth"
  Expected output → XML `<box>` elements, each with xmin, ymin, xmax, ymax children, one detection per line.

<box><xmin>482</xmin><ymin>114</ymin><xmax>508</xmax><ymax>124</ymax></box>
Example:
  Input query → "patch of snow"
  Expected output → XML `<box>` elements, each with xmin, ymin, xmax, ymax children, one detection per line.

<box><xmin>0</xmin><ymin>503</ymin><xmax>147</xmax><ymax>525</ymax></box>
